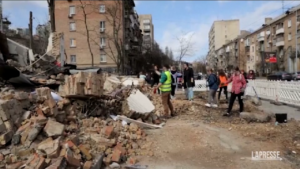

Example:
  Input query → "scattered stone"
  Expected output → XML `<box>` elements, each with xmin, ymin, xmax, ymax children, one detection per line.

<box><xmin>43</xmin><ymin>120</ymin><xmax>65</xmax><ymax>137</ymax></box>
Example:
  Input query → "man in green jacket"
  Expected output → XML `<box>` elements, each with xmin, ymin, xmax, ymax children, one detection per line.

<box><xmin>155</xmin><ymin>64</ymin><xmax>175</xmax><ymax>118</ymax></box>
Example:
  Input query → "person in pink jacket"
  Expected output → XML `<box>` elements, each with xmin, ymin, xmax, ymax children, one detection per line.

<box><xmin>223</xmin><ymin>67</ymin><xmax>247</xmax><ymax>116</ymax></box>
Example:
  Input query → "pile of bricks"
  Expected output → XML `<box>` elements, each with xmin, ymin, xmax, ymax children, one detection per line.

<box><xmin>0</xmin><ymin>85</ymin><xmax>154</xmax><ymax>168</ymax></box>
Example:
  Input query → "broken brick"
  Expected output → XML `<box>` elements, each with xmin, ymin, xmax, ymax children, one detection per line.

<box><xmin>111</xmin><ymin>149</ymin><xmax>121</xmax><ymax>162</ymax></box>
<box><xmin>104</xmin><ymin>126</ymin><xmax>114</xmax><ymax>138</ymax></box>
<box><xmin>78</xmin><ymin>144</ymin><xmax>92</xmax><ymax>160</ymax></box>
<box><xmin>64</xmin><ymin>149</ymin><xmax>81</xmax><ymax>167</ymax></box>
<box><xmin>37</xmin><ymin>137</ymin><xmax>60</xmax><ymax>158</ymax></box>
<box><xmin>45</xmin><ymin>157</ymin><xmax>67</xmax><ymax>169</ymax></box>
<box><xmin>83</xmin><ymin>161</ymin><xmax>92</xmax><ymax>169</ymax></box>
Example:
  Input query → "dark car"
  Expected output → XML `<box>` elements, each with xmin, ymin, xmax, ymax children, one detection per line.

<box><xmin>267</xmin><ymin>71</ymin><xmax>293</xmax><ymax>81</ymax></box>
<box><xmin>292</xmin><ymin>72</ymin><xmax>300</xmax><ymax>81</ymax></box>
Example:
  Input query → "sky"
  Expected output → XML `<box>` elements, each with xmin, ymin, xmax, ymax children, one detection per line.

<box><xmin>2</xmin><ymin>0</ymin><xmax>300</xmax><ymax>62</ymax></box>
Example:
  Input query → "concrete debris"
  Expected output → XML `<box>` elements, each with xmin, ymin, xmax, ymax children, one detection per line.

<box><xmin>0</xmin><ymin>75</ymin><xmax>162</xmax><ymax>168</ymax></box>
<box><xmin>240</xmin><ymin>112</ymin><xmax>272</xmax><ymax>123</ymax></box>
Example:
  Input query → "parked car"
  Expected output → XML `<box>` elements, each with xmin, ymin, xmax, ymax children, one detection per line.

<box><xmin>267</xmin><ymin>71</ymin><xmax>293</xmax><ymax>81</ymax></box>
<box><xmin>292</xmin><ymin>72</ymin><xmax>300</xmax><ymax>81</ymax></box>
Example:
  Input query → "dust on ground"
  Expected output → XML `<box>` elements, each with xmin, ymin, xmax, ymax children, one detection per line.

<box><xmin>137</xmin><ymin>92</ymin><xmax>300</xmax><ymax>169</ymax></box>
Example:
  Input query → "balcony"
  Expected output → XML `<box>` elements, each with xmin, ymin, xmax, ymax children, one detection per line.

<box><xmin>258</xmin><ymin>36</ymin><xmax>264</xmax><ymax>42</ymax></box>
<box><xmin>276</xmin><ymin>26</ymin><xmax>284</xmax><ymax>35</ymax></box>
<box><xmin>144</xmin><ymin>26</ymin><xmax>150</xmax><ymax>32</ymax></box>
<box><xmin>276</xmin><ymin>37</ymin><xmax>284</xmax><ymax>47</ymax></box>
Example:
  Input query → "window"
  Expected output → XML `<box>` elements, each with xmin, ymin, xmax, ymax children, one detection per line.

<box><xmin>70</xmin><ymin>22</ymin><xmax>76</xmax><ymax>31</ymax></box>
<box><xmin>99</xmin><ymin>5</ymin><xmax>105</xmax><ymax>13</ymax></box>
<box><xmin>100</xmin><ymin>37</ymin><xmax>106</xmax><ymax>46</ymax></box>
<box><xmin>252</xmin><ymin>46</ymin><xmax>254</xmax><ymax>52</ymax></box>
<box><xmin>225</xmin><ymin>35</ymin><xmax>227</xmax><ymax>38</ymax></box>
<box><xmin>100</xmin><ymin>54</ymin><xmax>107</xmax><ymax>62</ymax></box>
<box><xmin>69</xmin><ymin>6</ymin><xmax>75</xmax><ymax>15</ymax></box>
<box><xmin>70</xmin><ymin>38</ymin><xmax>76</xmax><ymax>47</ymax></box>
<box><xmin>267</xmin><ymin>43</ymin><xmax>270</xmax><ymax>48</ymax></box>
<box><xmin>288</xmin><ymin>33</ymin><xmax>292</xmax><ymax>40</ymax></box>
<box><xmin>100</xmin><ymin>21</ymin><xmax>105</xmax><ymax>30</ymax></box>
<box><xmin>70</xmin><ymin>55</ymin><xmax>76</xmax><ymax>63</ymax></box>
<box><xmin>288</xmin><ymin>19</ymin><xmax>292</xmax><ymax>27</ymax></box>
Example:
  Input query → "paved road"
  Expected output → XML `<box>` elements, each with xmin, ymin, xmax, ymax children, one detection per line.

<box><xmin>258</xmin><ymin>100</ymin><xmax>300</xmax><ymax>120</ymax></box>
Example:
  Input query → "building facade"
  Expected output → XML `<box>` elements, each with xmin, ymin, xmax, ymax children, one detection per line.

<box><xmin>207</xmin><ymin>19</ymin><xmax>240</xmax><ymax>70</ymax></box>
<box><xmin>215</xmin><ymin>31</ymin><xmax>250</xmax><ymax>72</ymax></box>
<box><xmin>242</xmin><ymin>5</ymin><xmax>300</xmax><ymax>74</ymax></box>
<box><xmin>138</xmin><ymin>14</ymin><xmax>154</xmax><ymax>52</ymax></box>
<box><xmin>54</xmin><ymin>0</ymin><xmax>142</xmax><ymax>72</ymax></box>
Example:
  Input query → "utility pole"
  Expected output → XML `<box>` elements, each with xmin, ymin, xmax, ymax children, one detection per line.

<box><xmin>0</xmin><ymin>0</ymin><xmax>3</xmax><ymax>32</ymax></box>
<box><xmin>296</xmin><ymin>9</ymin><xmax>298</xmax><ymax>77</ymax></box>
<box><xmin>29</xmin><ymin>11</ymin><xmax>33</xmax><ymax>50</ymax></box>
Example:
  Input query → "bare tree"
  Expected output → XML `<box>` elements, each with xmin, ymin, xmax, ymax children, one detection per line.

<box><xmin>100</xmin><ymin>0</ymin><xmax>124</xmax><ymax>73</ymax></box>
<box><xmin>78</xmin><ymin>0</ymin><xmax>95</xmax><ymax>67</ymax></box>
<box><xmin>176</xmin><ymin>32</ymin><xmax>195</xmax><ymax>70</ymax></box>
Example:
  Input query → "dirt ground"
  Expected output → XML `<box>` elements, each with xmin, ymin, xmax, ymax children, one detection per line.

<box><xmin>136</xmin><ymin>92</ymin><xmax>300</xmax><ymax>169</ymax></box>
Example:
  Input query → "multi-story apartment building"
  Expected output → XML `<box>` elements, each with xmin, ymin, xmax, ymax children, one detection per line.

<box><xmin>55</xmin><ymin>0</ymin><xmax>143</xmax><ymax>72</ymax></box>
<box><xmin>138</xmin><ymin>14</ymin><xmax>154</xmax><ymax>52</ymax></box>
<box><xmin>243</xmin><ymin>4</ymin><xmax>300</xmax><ymax>74</ymax></box>
<box><xmin>207</xmin><ymin>19</ymin><xmax>240</xmax><ymax>70</ymax></box>
<box><xmin>215</xmin><ymin>30</ymin><xmax>250</xmax><ymax>71</ymax></box>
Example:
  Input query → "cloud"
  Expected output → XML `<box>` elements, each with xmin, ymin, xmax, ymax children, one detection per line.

<box><xmin>159</xmin><ymin>18</ymin><xmax>214</xmax><ymax>61</ymax></box>
<box><xmin>159</xmin><ymin>2</ymin><xmax>300</xmax><ymax>62</ymax></box>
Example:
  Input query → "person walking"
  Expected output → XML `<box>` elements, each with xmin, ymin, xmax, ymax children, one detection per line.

<box><xmin>205</xmin><ymin>69</ymin><xmax>219</xmax><ymax>107</ymax></box>
<box><xmin>247</xmin><ymin>70</ymin><xmax>256</xmax><ymax>80</ymax></box>
<box><xmin>155</xmin><ymin>64</ymin><xmax>175</xmax><ymax>118</ymax></box>
<box><xmin>151</xmin><ymin>65</ymin><xmax>161</xmax><ymax>94</ymax></box>
<box><xmin>182</xmin><ymin>63</ymin><xmax>195</xmax><ymax>101</ymax></box>
<box><xmin>223</xmin><ymin>67</ymin><xmax>247</xmax><ymax>116</ymax></box>
<box><xmin>218</xmin><ymin>70</ymin><xmax>228</xmax><ymax>101</ymax></box>
<box><xmin>170</xmin><ymin>66</ymin><xmax>179</xmax><ymax>99</ymax></box>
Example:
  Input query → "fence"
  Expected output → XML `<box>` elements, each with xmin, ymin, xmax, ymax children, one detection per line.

<box><xmin>193</xmin><ymin>80</ymin><xmax>300</xmax><ymax>106</ymax></box>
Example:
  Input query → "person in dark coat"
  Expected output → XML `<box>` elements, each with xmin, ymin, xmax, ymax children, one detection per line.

<box><xmin>151</xmin><ymin>65</ymin><xmax>161</xmax><ymax>94</ymax></box>
<box><xmin>182</xmin><ymin>62</ymin><xmax>195</xmax><ymax>101</ymax></box>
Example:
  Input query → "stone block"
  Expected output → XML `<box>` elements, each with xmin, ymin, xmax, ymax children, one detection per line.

<box><xmin>44</xmin><ymin>120</ymin><xmax>65</xmax><ymax>137</ymax></box>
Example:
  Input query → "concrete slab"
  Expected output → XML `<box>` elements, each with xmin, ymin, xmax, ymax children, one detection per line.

<box><xmin>258</xmin><ymin>100</ymin><xmax>300</xmax><ymax>120</ymax></box>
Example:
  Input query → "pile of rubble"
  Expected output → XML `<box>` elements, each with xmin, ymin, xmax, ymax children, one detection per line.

<box><xmin>0</xmin><ymin>72</ymin><xmax>164</xmax><ymax>168</ymax></box>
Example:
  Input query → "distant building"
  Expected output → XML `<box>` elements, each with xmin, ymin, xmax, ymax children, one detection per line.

<box><xmin>207</xmin><ymin>19</ymin><xmax>240</xmax><ymax>70</ymax></box>
<box><xmin>139</xmin><ymin>14</ymin><xmax>154</xmax><ymax>52</ymax></box>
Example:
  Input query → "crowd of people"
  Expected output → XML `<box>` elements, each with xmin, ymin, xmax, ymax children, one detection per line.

<box><xmin>138</xmin><ymin>63</ymin><xmax>256</xmax><ymax>119</ymax></box>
